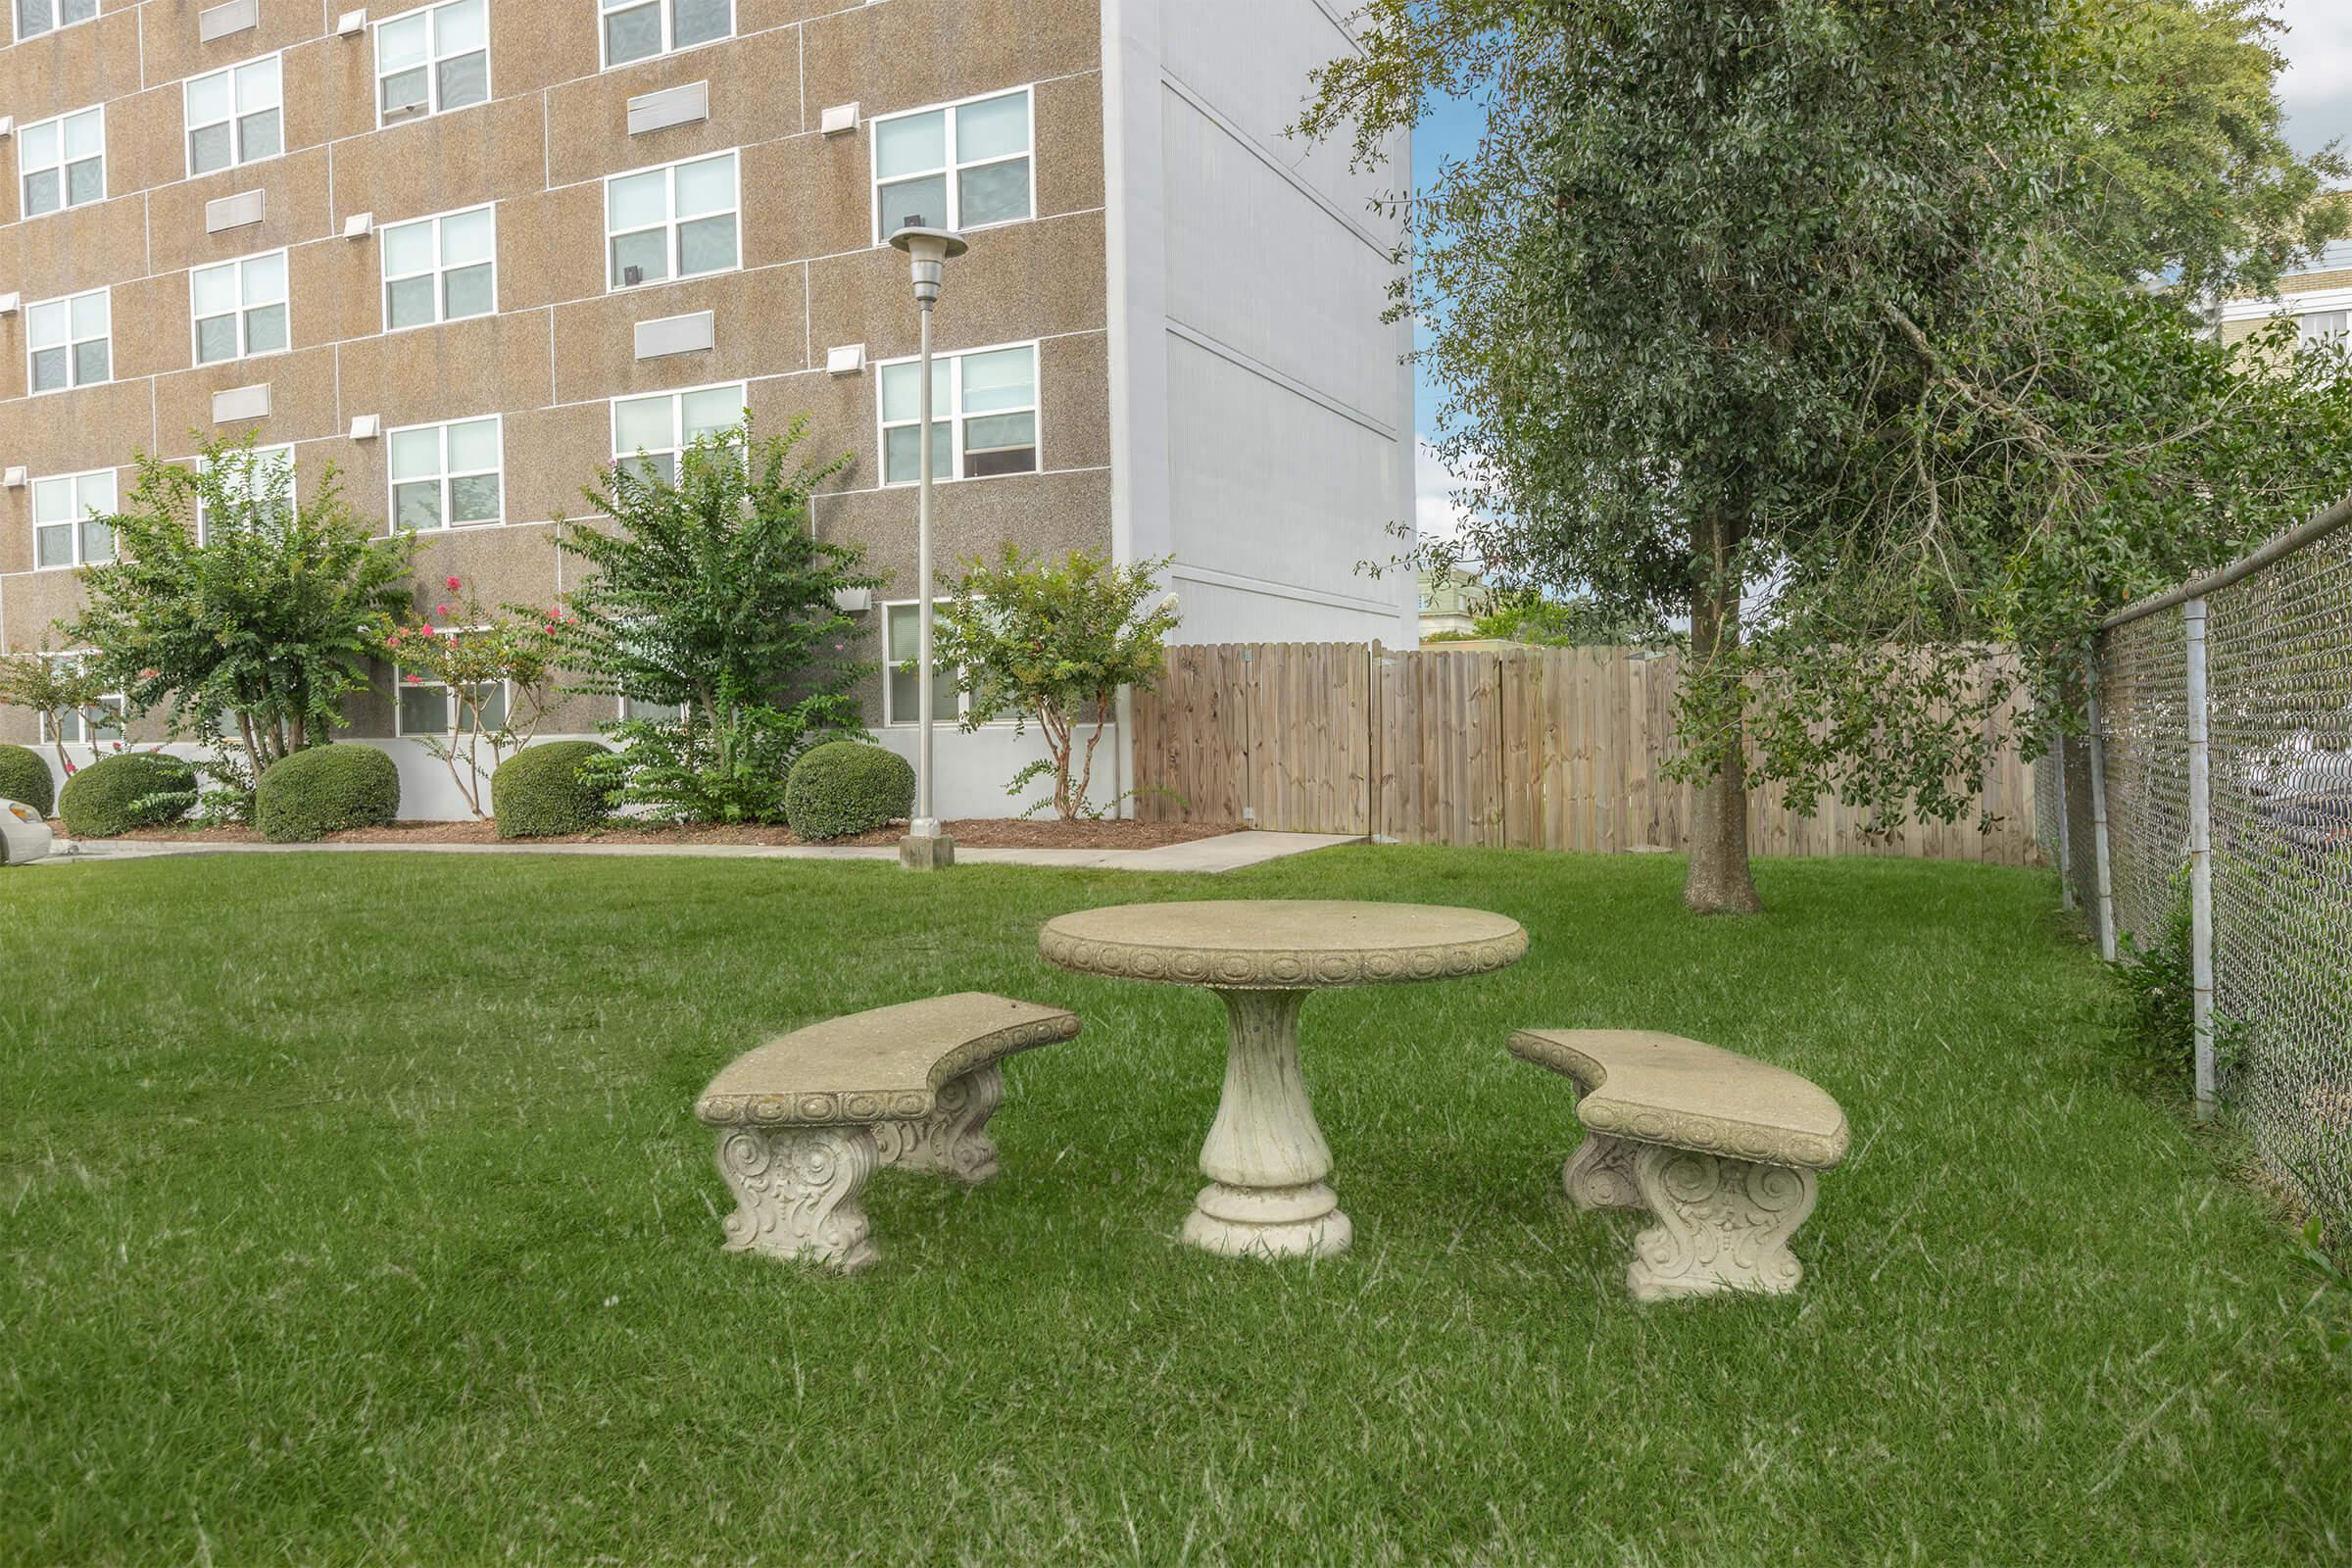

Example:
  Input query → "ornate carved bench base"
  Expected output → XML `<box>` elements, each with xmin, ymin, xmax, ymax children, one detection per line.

<box><xmin>871</xmin><ymin>1064</ymin><xmax>1005</xmax><ymax>1184</ymax></box>
<box><xmin>714</xmin><ymin>1125</ymin><xmax>881</xmax><ymax>1275</ymax></box>
<box><xmin>1561</xmin><ymin>1131</ymin><xmax>1643</xmax><ymax>1212</ymax></box>
<box><xmin>1625</xmin><ymin>1145</ymin><xmax>1817</xmax><ymax>1303</ymax></box>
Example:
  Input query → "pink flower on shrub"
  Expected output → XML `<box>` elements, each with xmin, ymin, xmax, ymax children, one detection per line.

<box><xmin>434</xmin><ymin>604</ymin><xmax>451</xmax><ymax>618</ymax></box>
<box><xmin>446</xmin><ymin>576</ymin><xmax>462</xmax><ymax>591</ymax></box>
<box><xmin>405</xmin><ymin>673</ymin><xmax>421</xmax><ymax>685</ymax></box>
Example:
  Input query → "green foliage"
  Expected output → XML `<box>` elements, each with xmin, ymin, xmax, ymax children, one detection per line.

<box><xmin>58</xmin><ymin>753</ymin><xmax>196</xmax><ymax>838</ymax></box>
<box><xmin>2296</xmin><ymin>1217</ymin><xmax>2352</xmax><ymax>1365</ymax></box>
<box><xmin>382</xmin><ymin>577</ymin><xmax>561</xmax><ymax>820</ymax></box>
<box><xmin>930</xmin><ymin>546</ymin><xmax>1182</xmax><ymax>818</ymax></box>
<box><xmin>0</xmin><ymin>644</ymin><xmax>121</xmax><ymax>772</ymax></box>
<box><xmin>554</xmin><ymin>416</ymin><xmax>878</xmax><ymax>823</ymax></box>
<box><xmin>492</xmin><ymin>742</ymin><xmax>613</xmax><ymax>839</ymax></box>
<box><xmin>0</xmin><ymin>745</ymin><xmax>55</xmax><ymax>817</ymax></box>
<box><xmin>253</xmin><ymin>745</ymin><xmax>401</xmax><ymax>844</ymax></box>
<box><xmin>2112</xmin><ymin>876</ymin><xmax>2198</xmax><ymax>1076</ymax></box>
<box><xmin>1472</xmin><ymin>593</ymin><xmax>1658</xmax><ymax>648</ymax></box>
<box><xmin>65</xmin><ymin>437</ymin><xmax>416</xmax><ymax>785</ymax></box>
<box><xmin>783</xmin><ymin>741</ymin><xmax>913</xmax><ymax>841</ymax></box>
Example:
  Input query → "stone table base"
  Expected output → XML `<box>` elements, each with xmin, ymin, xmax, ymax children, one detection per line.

<box><xmin>1181</xmin><ymin>989</ymin><xmax>1352</xmax><ymax>1259</ymax></box>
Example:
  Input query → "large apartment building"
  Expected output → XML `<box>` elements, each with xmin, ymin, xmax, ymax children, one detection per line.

<box><xmin>2216</xmin><ymin>238</ymin><xmax>2352</xmax><ymax>350</ymax></box>
<box><xmin>0</xmin><ymin>0</ymin><xmax>1413</xmax><ymax>814</ymax></box>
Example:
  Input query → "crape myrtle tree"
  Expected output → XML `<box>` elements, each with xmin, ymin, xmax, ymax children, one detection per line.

<box><xmin>1302</xmin><ymin>0</ymin><xmax>2352</xmax><ymax>913</ymax></box>
<box><xmin>551</xmin><ymin>416</ymin><xmax>883</xmax><ymax>823</ymax></box>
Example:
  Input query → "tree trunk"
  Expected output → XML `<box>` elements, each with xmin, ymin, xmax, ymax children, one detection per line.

<box><xmin>1684</xmin><ymin>504</ymin><xmax>1763</xmax><ymax>915</ymax></box>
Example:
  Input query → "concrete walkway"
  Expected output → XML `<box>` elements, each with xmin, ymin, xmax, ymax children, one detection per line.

<box><xmin>25</xmin><ymin>830</ymin><xmax>1363</xmax><ymax>875</ymax></box>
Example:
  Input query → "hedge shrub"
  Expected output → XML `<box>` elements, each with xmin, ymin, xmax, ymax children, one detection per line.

<box><xmin>255</xmin><ymin>745</ymin><xmax>401</xmax><ymax>843</ymax></box>
<box><xmin>0</xmin><ymin>744</ymin><xmax>54</xmax><ymax>818</ymax></box>
<box><xmin>493</xmin><ymin>741</ymin><xmax>612</xmax><ymax>839</ymax></box>
<box><xmin>58</xmin><ymin>753</ymin><xmax>198</xmax><ymax>838</ymax></box>
<box><xmin>785</xmin><ymin>742</ymin><xmax>914</xmax><ymax>842</ymax></box>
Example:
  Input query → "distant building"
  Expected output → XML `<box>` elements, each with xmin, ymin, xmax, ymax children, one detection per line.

<box><xmin>1417</xmin><ymin>568</ymin><xmax>1489</xmax><ymax>641</ymax></box>
<box><xmin>2215</xmin><ymin>239</ymin><xmax>2352</xmax><ymax>350</ymax></box>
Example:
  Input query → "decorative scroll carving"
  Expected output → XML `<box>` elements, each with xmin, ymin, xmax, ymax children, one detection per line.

<box><xmin>713</xmin><ymin>1124</ymin><xmax>880</xmax><ymax>1274</ymax></box>
<box><xmin>1626</xmin><ymin>1145</ymin><xmax>1817</xmax><ymax>1303</ymax></box>
<box><xmin>1561</xmin><ymin>1132</ymin><xmax>1644</xmax><ymax>1212</ymax></box>
<box><xmin>870</xmin><ymin>1064</ymin><xmax>1004</xmax><ymax>1184</ymax></box>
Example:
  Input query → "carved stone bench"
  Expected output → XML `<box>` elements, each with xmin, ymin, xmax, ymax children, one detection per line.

<box><xmin>1509</xmin><ymin>1029</ymin><xmax>1849</xmax><ymax>1302</ymax></box>
<box><xmin>695</xmin><ymin>994</ymin><xmax>1080</xmax><ymax>1274</ymax></box>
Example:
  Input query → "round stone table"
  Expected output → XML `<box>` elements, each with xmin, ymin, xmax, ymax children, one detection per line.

<box><xmin>1039</xmin><ymin>900</ymin><xmax>1528</xmax><ymax>1258</ymax></box>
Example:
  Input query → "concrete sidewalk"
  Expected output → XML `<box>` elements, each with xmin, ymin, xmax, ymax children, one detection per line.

<box><xmin>25</xmin><ymin>830</ymin><xmax>1363</xmax><ymax>875</ymax></box>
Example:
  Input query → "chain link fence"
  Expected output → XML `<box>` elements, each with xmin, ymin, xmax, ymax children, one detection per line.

<box><xmin>2038</xmin><ymin>493</ymin><xmax>2352</xmax><ymax>1227</ymax></box>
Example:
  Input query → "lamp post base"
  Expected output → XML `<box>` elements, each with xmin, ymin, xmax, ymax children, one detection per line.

<box><xmin>899</xmin><ymin>831</ymin><xmax>956</xmax><ymax>871</ymax></box>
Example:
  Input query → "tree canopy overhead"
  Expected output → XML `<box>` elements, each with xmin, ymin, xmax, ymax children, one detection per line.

<box><xmin>1303</xmin><ymin>0</ymin><xmax>2352</xmax><ymax>911</ymax></box>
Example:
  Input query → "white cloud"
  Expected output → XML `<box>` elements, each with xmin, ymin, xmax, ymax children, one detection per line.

<box><xmin>1414</xmin><ymin>439</ymin><xmax>1481</xmax><ymax>547</ymax></box>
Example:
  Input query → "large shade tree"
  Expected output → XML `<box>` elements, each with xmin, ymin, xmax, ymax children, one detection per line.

<box><xmin>1303</xmin><ymin>0</ymin><xmax>2352</xmax><ymax>912</ymax></box>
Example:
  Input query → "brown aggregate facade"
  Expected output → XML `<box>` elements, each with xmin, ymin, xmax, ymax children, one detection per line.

<box><xmin>0</xmin><ymin>0</ymin><xmax>1109</xmax><ymax>746</ymax></box>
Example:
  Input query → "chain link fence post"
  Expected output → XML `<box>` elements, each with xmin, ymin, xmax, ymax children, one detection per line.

<box><xmin>2183</xmin><ymin>598</ymin><xmax>2216</xmax><ymax>1120</ymax></box>
<box><xmin>2083</xmin><ymin>643</ymin><xmax>2119</xmax><ymax>962</ymax></box>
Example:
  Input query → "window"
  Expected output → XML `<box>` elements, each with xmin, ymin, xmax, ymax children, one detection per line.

<box><xmin>31</xmin><ymin>468</ymin><xmax>116</xmax><ymax>570</ymax></box>
<box><xmin>18</xmin><ymin>106</ymin><xmax>104</xmax><ymax>218</ymax></box>
<box><xmin>195</xmin><ymin>444</ymin><xmax>294</xmax><ymax>542</ymax></box>
<box><xmin>190</xmin><ymin>250</ymin><xmax>289</xmax><ymax>366</ymax></box>
<box><xmin>389</xmin><ymin>416</ymin><xmax>501</xmax><ymax>531</ymax></box>
<box><xmin>599</xmin><ymin>0</ymin><xmax>730</xmax><ymax>69</ymax></box>
<box><xmin>184</xmin><ymin>56</ymin><xmax>283</xmax><ymax>177</ymax></box>
<box><xmin>881</xmin><ymin>602</ymin><xmax>963</xmax><ymax>726</ymax></box>
<box><xmin>375</xmin><ymin>0</ymin><xmax>489</xmax><ymax>125</ymax></box>
<box><xmin>34</xmin><ymin>656</ymin><xmax>123</xmax><ymax>747</ymax></box>
<box><xmin>610</xmin><ymin>382</ymin><xmax>745</xmax><ymax>481</ymax></box>
<box><xmin>395</xmin><ymin>637</ymin><xmax>507</xmax><ymax>736</ymax></box>
<box><xmin>2298</xmin><ymin>311</ymin><xmax>2349</xmax><ymax>349</ymax></box>
<box><xmin>877</xmin><ymin>342</ymin><xmax>1039</xmax><ymax>484</ymax></box>
<box><xmin>380</xmin><ymin>205</ymin><xmax>496</xmax><ymax>330</ymax></box>
<box><xmin>870</xmin><ymin>88</ymin><xmax>1033</xmax><ymax>243</ymax></box>
<box><xmin>606</xmin><ymin>151</ymin><xmax>738</xmax><ymax>290</ymax></box>
<box><xmin>25</xmin><ymin>288</ymin><xmax>109</xmax><ymax>395</ymax></box>
<box><xmin>14</xmin><ymin>0</ymin><xmax>95</xmax><ymax>43</ymax></box>
<box><xmin>620</xmin><ymin>694</ymin><xmax>685</xmax><ymax>722</ymax></box>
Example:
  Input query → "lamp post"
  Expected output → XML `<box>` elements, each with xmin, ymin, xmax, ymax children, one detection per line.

<box><xmin>888</xmin><ymin>221</ymin><xmax>967</xmax><ymax>871</ymax></box>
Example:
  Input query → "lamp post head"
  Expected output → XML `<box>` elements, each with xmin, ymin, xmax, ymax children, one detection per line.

<box><xmin>888</xmin><ymin>223</ymin><xmax>968</xmax><ymax>309</ymax></box>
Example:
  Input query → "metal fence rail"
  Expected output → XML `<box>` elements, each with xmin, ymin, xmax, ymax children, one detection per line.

<box><xmin>2045</xmin><ymin>491</ymin><xmax>2352</xmax><ymax>1225</ymax></box>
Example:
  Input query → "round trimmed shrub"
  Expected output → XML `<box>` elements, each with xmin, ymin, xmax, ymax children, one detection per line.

<box><xmin>0</xmin><ymin>743</ymin><xmax>55</xmax><ymax>818</ymax></box>
<box><xmin>493</xmin><ymin>741</ymin><xmax>612</xmax><ymax>839</ymax></box>
<box><xmin>254</xmin><ymin>745</ymin><xmax>400</xmax><ymax>844</ymax></box>
<box><xmin>58</xmin><ymin>753</ymin><xmax>198</xmax><ymax>838</ymax></box>
<box><xmin>785</xmin><ymin>742</ymin><xmax>915</xmax><ymax>842</ymax></box>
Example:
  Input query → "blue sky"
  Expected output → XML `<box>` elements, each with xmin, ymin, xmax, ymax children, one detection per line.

<box><xmin>1406</xmin><ymin>3</ymin><xmax>2352</xmax><ymax>540</ymax></box>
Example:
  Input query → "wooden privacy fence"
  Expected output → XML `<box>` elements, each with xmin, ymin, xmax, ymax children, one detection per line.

<box><xmin>1129</xmin><ymin>642</ymin><xmax>2043</xmax><ymax>863</ymax></box>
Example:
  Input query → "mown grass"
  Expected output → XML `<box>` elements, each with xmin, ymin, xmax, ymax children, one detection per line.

<box><xmin>1</xmin><ymin>847</ymin><xmax>2345</xmax><ymax>1566</ymax></box>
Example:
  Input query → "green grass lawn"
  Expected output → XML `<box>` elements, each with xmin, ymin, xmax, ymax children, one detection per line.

<box><xmin>3</xmin><ymin>847</ymin><xmax>2345</xmax><ymax>1565</ymax></box>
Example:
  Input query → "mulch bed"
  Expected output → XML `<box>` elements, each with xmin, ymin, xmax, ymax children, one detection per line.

<box><xmin>96</xmin><ymin>817</ymin><xmax>1245</xmax><ymax>850</ymax></box>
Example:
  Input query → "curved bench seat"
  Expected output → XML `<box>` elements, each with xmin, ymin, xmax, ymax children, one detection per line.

<box><xmin>1509</xmin><ymin>1029</ymin><xmax>1848</xmax><ymax>1303</ymax></box>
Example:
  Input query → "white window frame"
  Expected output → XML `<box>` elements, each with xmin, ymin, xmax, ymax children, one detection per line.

<box><xmin>193</xmin><ymin>443</ymin><xmax>295</xmax><ymax>544</ymax></box>
<box><xmin>386</xmin><ymin>415</ymin><xmax>504</xmax><ymax>532</ymax></box>
<box><xmin>2297</xmin><ymin>310</ymin><xmax>2350</xmax><ymax>350</ymax></box>
<box><xmin>33</xmin><ymin>654</ymin><xmax>124</xmax><ymax>748</ymax></box>
<box><xmin>24</xmin><ymin>286</ymin><xmax>110</xmax><ymax>396</ymax></box>
<box><xmin>874</xmin><ymin>339</ymin><xmax>1042</xmax><ymax>488</ymax></box>
<box><xmin>596</xmin><ymin>0</ymin><xmax>734</xmax><ymax>72</ymax></box>
<box><xmin>394</xmin><ymin>629</ymin><xmax>510</xmax><ymax>737</ymax></box>
<box><xmin>13</xmin><ymin>0</ymin><xmax>98</xmax><ymax>45</ymax></box>
<box><xmin>17</xmin><ymin>104</ymin><xmax>105</xmax><ymax>219</ymax></box>
<box><xmin>604</xmin><ymin>149</ymin><xmax>741</xmax><ymax>293</ymax></box>
<box><xmin>189</xmin><ymin>248</ymin><xmax>291</xmax><ymax>367</ymax></box>
<box><xmin>609</xmin><ymin>380</ymin><xmax>748</xmax><ymax>479</ymax></box>
<box><xmin>30</xmin><ymin>467</ymin><xmax>117</xmax><ymax>572</ymax></box>
<box><xmin>868</xmin><ymin>86</ymin><xmax>1036</xmax><ymax>245</ymax></box>
<box><xmin>378</xmin><ymin>203</ymin><xmax>498</xmax><ymax>332</ymax></box>
<box><xmin>372</xmin><ymin>0</ymin><xmax>492</xmax><ymax>128</ymax></box>
<box><xmin>183</xmin><ymin>53</ymin><xmax>284</xmax><ymax>179</ymax></box>
<box><xmin>879</xmin><ymin>598</ymin><xmax>974</xmax><ymax>728</ymax></box>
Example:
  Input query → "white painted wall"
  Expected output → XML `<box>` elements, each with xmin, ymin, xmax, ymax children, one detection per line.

<box><xmin>1102</xmin><ymin>0</ymin><xmax>1418</xmax><ymax>647</ymax></box>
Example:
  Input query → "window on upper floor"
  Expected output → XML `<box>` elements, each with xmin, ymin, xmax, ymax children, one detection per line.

<box><xmin>14</xmin><ymin>0</ymin><xmax>96</xmax><ymax>44</ymax></box>
<box><xmin>375</xmin><ymin>0</ymin><xmax>490</xmax><ymax>126</ymax></box>
<box><xmin>185</xmin><ymin>56</ymin><xmax>283</xmax><ymax>177</ymax></box>
<box><xmin>31</xmin><ymin>468</ymin><xmax>116</xmax><ymax>570</ymax></box>
<box><xmin>611</xmin><ymin>382</ymin><xmax>746</xmax><ymax>482</ymax></box>
<box><xmin>19</xmin><ymin>106</ymin><xmax>104</xmax><ymax>219</ymax></box>
<box><xmin>25</xmin><ymin>288</ymin><xmax>109</xmax><ymax>395</ymax></box>
<box><xmin>389</xmin><ymin>416</ymin><xmax>502</xmax><ymax>531</ymax></box>
<box><xmin>606</xmin><ymin>151</ymin><xmax>738</xmax><ymax>290</ymax></box>
<box><xmin>381</xmin><ymin>205</ymin><xmax>496</xmax><ymax>330</ymax></box>
<box><xmin>34</xmin><ymin>655</ymin><xmax>123</xmax><ymax>747</ymax></box>
<box><xmin>599</xmin><ymin>0</ymin><xmax>730</xmax><ymax>70</ymax></box>
<box><xmin>191</xmin><ymin>250</ymin><xmax>289</xmax><ymax>366</ymax></box>
<box><xmin>876</xmin><ymin>342</ymin><xmax>1039</xmax><ymax>485</ymax></box>
<box><xmin>2298</xmin><ymin>311</ymin><xmax>2349</xmax><ymax>350</ymax></box>
<box><xmin>870</xmin><ymin>88</ymin><xmax>1033</xmax><ymax>244</ymax></box>
<box><xmin>195</xmin><ymin>444</ymin><xmax>294</xmax><ymax>542</ymax></box>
